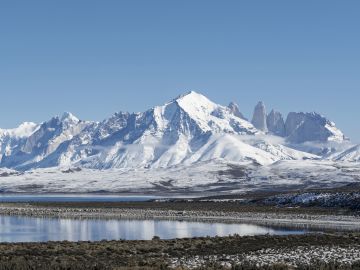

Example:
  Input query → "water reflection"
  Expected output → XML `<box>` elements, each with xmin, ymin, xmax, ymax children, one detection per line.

<box><xmin>0</xmin><ymin>215</ymin><xmax>306</xmax><ymax>243</ymax></box>
<box><xmin>0</xmin><ymin>194</ymin><xmax>158</xmax><ymax>203</ymax></box>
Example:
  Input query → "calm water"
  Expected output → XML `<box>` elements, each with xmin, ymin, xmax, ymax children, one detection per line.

<box><xmin>0</xmin><ymin>215</ymin><xmax>307</xmax><ymax>242</ymax></box>
<box><xmin>0</xmin><ymin>194</ymin><xmax>159</xmax><ymax>203</ymax></box>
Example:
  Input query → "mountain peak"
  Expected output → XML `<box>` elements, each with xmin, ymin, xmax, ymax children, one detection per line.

<box><xmin>252</xmin><ymin>101</ymin><xmax>268</xmax><ymax>132</ymax></box>
<box><xmin>174</xmin><ymin>90</ymin><xmax>207</xmax><ymax>101</ymax></box>
<box><xmin>173</xmin><ymin>91</ymin><xmax>218</xmax><ymax>118</ymax></box>
<box><xmin>285</xmin><ymin>112</ymin><xmax>345</xmax><ymax>143</ymax></box>
<box><xmin>267</xmin><ymin>109</ymin><xmax>285</xmax><ymax>136</ymax></box>
<box><xmin>61</xmin><ymin>112</ymin><xmax>79</xmax><ymax>123</ymax></box>
<box><xmin>228</xmin><ymin>102</ymin><xmax>247</xmax><ymax>120</ymax></box>
<box><xmin>0</xmin><ymin>122</ymin><xmax>38</xmax><ymax>138</ymax></box>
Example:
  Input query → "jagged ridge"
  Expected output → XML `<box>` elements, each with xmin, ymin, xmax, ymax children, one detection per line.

<box><xmin>0</xmin><ymin>91</ymin><xmax>354</xmax><ymax>171</ymax></box>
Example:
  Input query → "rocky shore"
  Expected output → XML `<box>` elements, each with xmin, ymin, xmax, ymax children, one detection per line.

<box><xmin>0</xmin><ymin>202</ymin><xmax>360</xmax><ymax>231</ymax></box>
<box><xmin>170</xmin><ymin>245</ymin><xmax>360</xmax><ymax>269</ymax></box>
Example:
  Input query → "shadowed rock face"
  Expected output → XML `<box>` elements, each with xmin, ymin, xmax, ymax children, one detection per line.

<box><xmin>285</xmin><ymin>112</ymin><xmax>344</xmax><ymax>143</ymax></box>
<box><xmin>267</xmin><ymin>110</ymin><xmax>285</xmax><ymax>137</ymax></box>
<box><xmin>228</xmin><ymin>102</ymin><xmax>247</xmax><ymax>121</ymax></box>
<box><xmin>252</xmin><ymin>101</ymin><xmax>268</xmax><ymax>132</ymax></box>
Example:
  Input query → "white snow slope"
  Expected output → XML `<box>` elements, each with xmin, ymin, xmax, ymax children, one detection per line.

<box><xmin>334</xmin><ymin>144</ymin><xmax>360</xmax><ymax>162</ymax></box>
<box><xmin>0</xmin><ymin>160</ymin><xmax>359</xmax><ymax>194</ymax></box>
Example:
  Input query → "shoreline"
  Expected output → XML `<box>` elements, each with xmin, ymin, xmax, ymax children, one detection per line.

<box><xmin>1</xmin><ymin>202</ymin><xmax>360</xmax><ymax>232</ymax></box>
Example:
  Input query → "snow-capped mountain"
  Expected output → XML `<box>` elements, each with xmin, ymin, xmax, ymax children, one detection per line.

<box><xmin>69</xmin><ymin>91</ymin><xmax>262</xmax><ymax>169</ymax></box>
<box><xmin>0</xmin><ymin>122</ymin><xmax>38</xmax><ymax>162</ymax></box>
<box><xmin>284</xmin><ymin>112</ymin><xmax>345</xmax><ymax>144</ymax></box>
<box><xmin>333</xmin><ymin>144</ymin><xmax>360</xmax><ymax>162</ymax></box>
<box><xmin>0</xmin><ymin>91</ymin><xmax>355</xmax><ymax>171</ymax></box>
<box><xmin>0</xmin><ymin>113</ymin><xmax>91</xmax><ymax>170</ymax></box>
<box><xmin>248</xmin><ymin>102</ymin><xmax>345</xmax><ymax>144</ymax></box>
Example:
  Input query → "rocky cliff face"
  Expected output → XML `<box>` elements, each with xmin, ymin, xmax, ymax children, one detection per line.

<box><xmin>285</xmin><ymin>112</ymin><xmax>344</xmax><ymax>144</ymax></box>
<box><xmin>228</xmin><ymin>102</ymin><xmax>247</xmax><ymax>120</ymax></box>
<box><xmin>267</xmin><ymin>110</ymin><xmax>286</xmax><ymax>137</ymax></box>
<box><xmin>251</xmin><ymin>101</ymin><xmax>268</xmax><ymax>132</ymax></box>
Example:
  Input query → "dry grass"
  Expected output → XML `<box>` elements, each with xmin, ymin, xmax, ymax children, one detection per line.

<box><xmin>0</xmin><ymin>233</ymin><xmax>359</xmax><ymax>269</ymax></box>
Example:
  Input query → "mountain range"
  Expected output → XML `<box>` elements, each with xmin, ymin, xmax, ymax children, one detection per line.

<box><xmin>0</xmin><ymin>91</ymin><xmax>358</xmax><ymax>172</ymax></box>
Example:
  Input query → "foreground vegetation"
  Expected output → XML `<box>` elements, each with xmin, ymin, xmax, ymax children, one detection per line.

<box><xmin>0</xmin><ymin>233</ymin><xmax>359</xmax><ymax>269</ymax></box>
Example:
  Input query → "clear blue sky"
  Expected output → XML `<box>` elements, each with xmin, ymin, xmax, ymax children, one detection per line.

<box><xmin>1</xmin><ymin>1</ymin><xmax>359</xmax><ymax>141</ymax></box>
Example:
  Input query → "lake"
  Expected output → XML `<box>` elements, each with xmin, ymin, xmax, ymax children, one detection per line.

<box><xmin>0</xmin><ymin>215</ymin><xmax>307</xmax><ymax>242</ymax></box>
<box><xmin>0</xmin><ymin>194</ymin><xmax>159</xmax><ymax>203</ymax></box>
